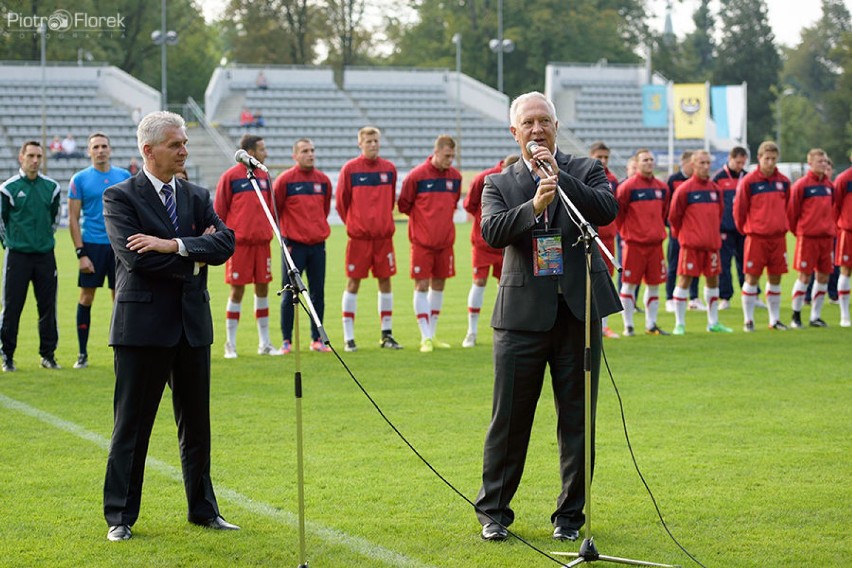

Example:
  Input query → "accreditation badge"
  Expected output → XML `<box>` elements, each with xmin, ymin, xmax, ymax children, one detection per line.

<box><xmin>532</xmin><ymin>228</ymin><xmax>563</xmax><ymax>276</ymax></box>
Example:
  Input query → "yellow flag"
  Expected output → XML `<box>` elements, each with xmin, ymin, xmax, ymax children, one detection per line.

<box><xmin>673</xmin><ymin>83</ymin><xmax>707</xmax><ymax>139</ymax></box>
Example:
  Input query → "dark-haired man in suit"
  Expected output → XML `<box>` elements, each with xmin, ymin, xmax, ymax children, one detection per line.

<box><xmin>475</xmin><ymin>91</ymin><xmax>621</xmax><ymax>543</ymax></box>
<box><xmin>102</xmin><ymin>111</ymin><xmax>236</xmax><ymax>541</ymax></box>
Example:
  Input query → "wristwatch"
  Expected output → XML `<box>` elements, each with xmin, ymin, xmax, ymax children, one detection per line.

<box><xmin>75</xmin><ymin>247</ymin><xmax>86</xmax><ymax>259</ymax></box>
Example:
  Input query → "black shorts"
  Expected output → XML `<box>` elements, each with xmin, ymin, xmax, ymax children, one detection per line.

<box><xmin>78</xmin><ymin>242</ymin><xmax>116</xmax><ymax>289</ymax></box>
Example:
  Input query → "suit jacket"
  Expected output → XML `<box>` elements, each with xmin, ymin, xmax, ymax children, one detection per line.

<box><xmin>481</xmin><ymin>151</ymin><xmax>621</xmax><ymax>331</ymax></box>
<box><xmin>103</xmin><ymin>171</ymin><xmax>235</xmax><ymax>347</ymax></box>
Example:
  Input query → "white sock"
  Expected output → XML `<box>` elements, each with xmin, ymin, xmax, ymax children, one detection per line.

<box><xmin>255</xmin><ymin>295</ymin><xmax>270</xmax><ymax>346</ymax></box>
<box><xmin>620</xmin><ymin>283</ymin><xmax>637</xmax><ymax>329</ymax></box>
<box><xmin>791</xmin><ymin>279</ymin><xmax>808</xmax><ymax>313</ymax></box>
<box><xmin>342</xmin><ymin>291</ymin><xmax>357</xmax><ymax>342</ymax></box>
<box><xmin>226</xmin><ymin>300</ymin><xmax>240</xmax><ymax>346</ymax></box>
<box><xmin>767</xmin><ymin>283</ymin><xmax>783</xmax><ymax>325</ymax></box>
<box><xmin>673</xmin><ymin>286</ymin><xmax>689</xmax><ymax>327</ymax></box>
<box><xmin>414</xmin><ymin>290</ymin><xmax>431</xmax><ymax>340</ymax></box>
<box><xmin>838</xmin><ymin>274</ymin><xmax>851</xmax><ymax>322</ymax></box>
<box><xmin>811</xmin><ymin>282</ymin><xmax>828</xmax><ymax>320</ymax></box>
<box><xmin>705</xmin><ymin>286</ymin><xmax>720</xmax><ymax>326</ymax></box>
<box><xmin>644</xmin><ymin>285</ymin><xmax>660</xmax><ymax>330</ymax></box>
<box><xmin>428</xmin><ymin>289</ymin><xmax>443</xmax><ymax>338</ymax></box>
<box><xmin>742</xmin><ymin>282</ymin><xmax>758</xmax><ymax>323</ymax></box>
<box><xmin>378</xmin><ymin>292</ymin><xmax>393</xmax><ymax>333</ymax></box>
<box><xmin>467</xmin><ymin>284</ymin><xmax>485</xmax><ymax>335</ymax></box>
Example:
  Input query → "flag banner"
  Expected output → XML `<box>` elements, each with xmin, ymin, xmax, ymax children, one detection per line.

<box><xmin>711</xmin><ymin>85</ymin><xmax>746</xmax><ymax>142</ymax></box>
<box><xmin>673</xmin><ymin>83</ymin><xmax>707</xmax><ymax>139</ymax></box>
<box><xmin>642</xmin><ymin>85</ymin><xmax>668</xmax><ymax>128</ymax></box>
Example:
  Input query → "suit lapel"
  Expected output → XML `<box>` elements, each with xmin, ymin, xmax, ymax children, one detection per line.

<box><xmin>173</xmin><ymin>179</ymin><xmax>193</xmax><ymax>237</ymax></box>
<box><xmin>510</xmin><ymin>160</ymin><xmax>537</xmax><ymax>204</ymax></box>
<box><xmin>138</xmin><ymin>173</ymin><xmax>178</xmax><ymax>236</ymax></box>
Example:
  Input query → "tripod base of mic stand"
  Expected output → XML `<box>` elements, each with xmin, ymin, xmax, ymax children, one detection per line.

<box><xmin>551</xmin><ymin>537</ymin><xmax>680</xmax><ymax>567</ymax></box>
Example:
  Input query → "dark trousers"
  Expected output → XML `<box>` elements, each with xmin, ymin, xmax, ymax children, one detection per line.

<box><xmin>665</xmin><ymin>232</ymin><xmax>698</xmax><ymax>300</ymax></box>
<box><xmin>103</xmin><ymin>340</ymin><xmax>219</xmax><ymax>526</ymax></box>
<box><xmin>476</xmin><ymin>301</ymin><xmax>600</xmax><ymax>529</ymax></box>
<box><xmin>0</xmin><ymin>250</ymin><xmax>58</xmax><ymax>359</ymax></box>
<box><xmin>719</xmin><ymin>230</ymin><xmax>747</xmax><ymax>301</ymax></box>
<box><xmin>280</xmin><ymin>241</ymin><xmax>326</xmax><ymax>342</ymax></box>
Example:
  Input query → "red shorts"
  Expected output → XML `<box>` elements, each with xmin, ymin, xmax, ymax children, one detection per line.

<box><xmin>472</xmin><ymin>245</ymin><xmax>503</xmax><ymax>280</ymax></box>
<box><xmin>793</xmin><ymin>236</ymin><xmax>834</xmax><ymax>274</ymax></box>
<box><xmin>836</xmin><ymin>229</ymin><xmax>852</xmax><ymax>268</ymax></box>
<box><xmin>678</xmin><ymin>247</ymin><xmax>721</xmax><ymax>278</ymax></box>
<box><xmin>225</xmin><ymin>242</ymin><xmax>272</xmax><ymax>285</ymax></box>
<box><xmin>410</xmin><ymin>243</ymin><xmax>455</xmax><ymax>279</ymax></box>
<box><xmin>600</xmin><ymin>236</ymin><xmax>616</xmax><ymax>276</ymax></box>
<box><xmin>345</xmin><ymin>237</ymin><xmax>397</xmax><ymax>279</ymax></box>
<box><xmin>621</xmin><ymin>242</ymin><xmax>666</xmax><ymax>285</ymax></box>
<box><xmin>744</xmin><ymin>235</ymin><xmax>788</xmax><ymax>276</ymax></box>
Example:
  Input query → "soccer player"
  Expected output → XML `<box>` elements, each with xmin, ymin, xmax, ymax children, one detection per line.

<box><xmin>589</xmin><ymin>141</ymin><xmax>620</xmax><ymax>338</ymax></box>
<box><xmin>398</xmin><ymin>135</ymin><xmax>462</xmax><ymax>352</ymax></box>
<box><xmin>336</xmin><ymin>126</ymin><xmax>402</xmax><ymax>352</ymax></box>
<box><xmin>461</xmin><ymin>154</ymin><xmax>519</xmax><ymax>347</ymax></box>
<box><xmin>665</xmin><ymin>151</ymin><xmax>702</xmax><ymax>312</ymax></box>
<box><xmin>67</xmin><ymin>132</ymin><xmax>131</xmax><ymax>369</ymax></box>
<box><xmin>615</xmin><ymin>148</ymin><xmax>670</xmax><ymax>336</ymax></box>
<box><xmin>733</xmin><ymin>141</ymin><xmax>791</xmax><ymax>331</ymax></box>
<box><xmin>833</xmin><ymin>151</ymin><xmax>852</xmax><ymax>327</ymax></box>
<box><xmin>712</xmin><ymin>146</ymin><xmax>753</xmax><ymax>310</ymax></box>
<box><xmin>214</xmin><ymin>134</ymin><xmax>279</xmax><ymax>358</ymax></box>
<box><xmin>787</xmin><ymin>148</ymin><xmax>835</xmax><ymax>328</ymax></box>
<box><xmin>667</xmin><ymin>150</ymin><xmax>730</xmax><ymax>334</ymax></box>
<box><xmin>273</xmin><ymin>138</ymin><xmax>333</xmax><ymax>353</ymax></box>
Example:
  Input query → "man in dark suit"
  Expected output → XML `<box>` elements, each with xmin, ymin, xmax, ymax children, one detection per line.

<box><xmin>102</xmin><ymin>111</ymin><xmax>236</xmax><ymax>542</ymax></box>
<box><xmin>475</xmin><ymin>92</ymin><xmax>621</xmax><ymax>542</ymax></box>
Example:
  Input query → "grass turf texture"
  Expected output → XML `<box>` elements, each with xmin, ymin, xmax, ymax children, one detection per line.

<box><xmin>0</xmin><ymin>225</ymin><xmax>849</xmax><ymax>567</ymax></box>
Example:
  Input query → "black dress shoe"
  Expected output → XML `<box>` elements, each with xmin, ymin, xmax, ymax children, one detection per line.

<box><xmin>107</xmin><ymin>524</ymin><xmax>132</xmax><ymax>541</ymax></box>
<box><xmin>481</xmin><ymin>522</ymin><xmax>508</xmax><ymax>541</ymax></box>
<box><xmin>553</xmin><ymin>525</ymin><xmax>580</xmax><ymax>541</ymax></box>
<box><xmin>193</xmin><ymin>515</ymin><xmax>240</xmax><ymax>530</ymax></box>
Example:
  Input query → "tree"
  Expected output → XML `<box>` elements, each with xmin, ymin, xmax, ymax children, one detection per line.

<box><xmin>220</xmin><ymin>0</ymin><xmax>320</xmax><ymax>65</ymax></box>
<box><xmin>714</xmin><ymin>0</ymin><xmax>782</xmax><ymax>152</ymax></box>
<box><xmin>651</xmin><ymin>0</ymin><xmax>716</xmax><ymax>83</ymax></box>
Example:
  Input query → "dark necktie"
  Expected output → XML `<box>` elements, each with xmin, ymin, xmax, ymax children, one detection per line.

<box><xmin>162</xmin><ymin>184</ymin><xmax>179</xmax><ymax>232</ymax></box>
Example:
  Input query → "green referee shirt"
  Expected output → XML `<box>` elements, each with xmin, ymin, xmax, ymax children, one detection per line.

<box><xmin>0</xmin><ymin>169</ymin><xmax>61</xmax><ymax>253</ymax></box>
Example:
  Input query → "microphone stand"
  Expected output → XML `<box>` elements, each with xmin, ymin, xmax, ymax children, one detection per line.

<box><xmin>243</xmin><ymin>164</ymin><xmax>329</xmax><ymax>568</ymax></box>
<box><xmin>547</xmin><ymin>173</ymin><xmax>678</xmax><ymax>568</ymax></box>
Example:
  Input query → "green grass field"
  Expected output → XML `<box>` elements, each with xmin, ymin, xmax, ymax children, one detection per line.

<box><xmin>0</xmin><ymin>224</ymin><xmax>849</xmax><ymax>567</ymax></box>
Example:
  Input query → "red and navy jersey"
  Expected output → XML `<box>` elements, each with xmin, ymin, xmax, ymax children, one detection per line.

<box><xmin>834</xmin><ymin>166</ymin><xmax>852</xmax><ymax>231</ymax></box>
<box><xmin>787</xmin><ymin>170</ymin><xmax>835</xmax><ymax>238</ymax></box>
<box><xmin>597</xmin><ymin>167</ymin><xmax>618</xmax><ymax>240</ymax></box>
<box><xmin>668</xmin><ymin>175</ymin><xmax>724</xmax><ymax>250</ymax></box>
<box><xmin>615</xmin><ymin>173</ymin><xmax>669</xmax><ymax>245</ymax></box>
<box><xmin>734</xmin><ymin>168</ymin><xmax>791</xmax><ymax>238</ymax></box>
<box><xmin>398</xmin><ymin>156</ymin><xmax>462</xmax><ymax>249</ymax></box>
<box><xmin>463</xmin><ymin>161</ymin><xmax>502</xmax><ymax>253</ymax></box>
<box><xmin>712</xmin><ymin>165</ymin><xmax>745</xmax><ymax>232</ymax></box>
<box><xmin>214</xmin><ymin>164</ymin><xmax>273</xmax><ymax>245</ymax></box>
<box><xmin>273</xmin><ymin>166</ymin><xmax>332</xmax><ymax>245</ymax></box>
<box><xmin>335</xmin><ymin>155</ymin><xmax>397</xmax><ymax>240</ymax></box>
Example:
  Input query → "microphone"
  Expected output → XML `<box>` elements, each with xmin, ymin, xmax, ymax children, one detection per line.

<box><xmin>235</xmin><ymin>149</ymin><xmax>269</xmax><ymax>173</ymax></box>
<box><xmin>525</xmin><ymin>141</ymin><xmax>555</xmax><ymax>176</ymax></box>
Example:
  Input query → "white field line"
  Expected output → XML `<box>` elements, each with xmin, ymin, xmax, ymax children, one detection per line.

<box><xmin>0</xmin><ymin>392</ymin><xmax>436</xmax><ymax>568</ymax></box>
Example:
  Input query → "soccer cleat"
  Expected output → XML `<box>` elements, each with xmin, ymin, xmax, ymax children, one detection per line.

<box><xmin>707</xmin><ymin>322</ymin><xmax>733</xmax><ymax>333</ymax></box>
<box><xmin>743</xmin><ymin>320</ymin><xmax>755</xmax><ymax>332</ymax></box>
<box><xmin>718</xmin><ymin>299</ymin><xmax>730</xmax><ymax>311</ymax></box>
<box><xmin>279</xmin><ymin>340</ymin><xmax>292</xmax><ymax>355</ymax></box>
<box><xmin>258</xmin><ymin>343</ymin><xmax>282</xmax><ymax>356</ymax></box>
<box><xmin>622</xmin><ymin>326</ymin><xmax>635</xmax><ymax>337</ymax></box>
<box><xmin>672</xmin><ymin>324</ymin><xmax>686</xmax><ymax>336</ymax></box>
<box><xmin>769</xmin><ymin>321</ymin><xmax>788</xmax><ymax>331</ymax></box>
<box><xmin>433</xmin><ymin>339</ymin><xmax>451</xmax><ymax>349</ymax></box>
<box><xmin>688</xmin><ymin>298</ymin><xmax>707</xmax><ymax>311</ymax></box>
<box><xmin>462</xmin><ymin>333</ymin><xmax>477</xmax><ymax>348</ymax></box>
<box><xmin>40</xmin><ymin>356</ymin><xmax>61</xmax><ymax>370</ymax></box>
<box><xmin>645</xmin><ymin>325</ymin><xmax>670</xmax><ymax>336</ymax></box>
<box><xmin>790</xmin><ymin>311</ymin><xmax>803</xmax><ymax>329</ymax></box>
<box><xmin>73</xmin><ymin>353</ymin><xmax>89</xmax><ymax>369</ymax></box>
<box><xmin>310</xmin><ymin>340</ymin><xmax>331</xmax><ymax>352</ymax></box>
<box><xmin>602</xmin><ymin>327</ymin><xmax>620</xmax><ymax>339</ymax></box>
<box><xmin>809</xmin><ymin>318</ymin><xmax>828</xmax><ymax>328</ymax></box>
<box><xmin>379</xmin><ymin>334</ymin><xmax>403</xmax><ymax>350</ymax></box>
<box><xmin>344</xmin><ymin>339</ymin><xmax>357</xmax><ymax>353</ymax></box>
<box><xmin>419</xmin><ymin>338</ymin><xmax>434</xmax><ymax>353</ymax></box>
<box><xmin>665</xmin><ymin>299</ymin><xmax>676</xmax><ymax>313</ymax></box>
<box><xmin>224</xmin><ymin>342</ymin><xmax>238</xmax><ymax>359</ymax></box>
<box><xmin>2</xmin><ymin>356</ymin><xmax>15</xmax><ymax>372</ymax></box>
<box><xmin>840</xmin><ymin>318</ymin><xmax>851</xmax><ymax>328</ymax></box>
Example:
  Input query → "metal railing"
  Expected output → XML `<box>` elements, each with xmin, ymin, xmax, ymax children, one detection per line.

<box><xmin>185</xmin><ymin>96</ymin><xmax>233</xmax><ymax>161</ymax></box>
